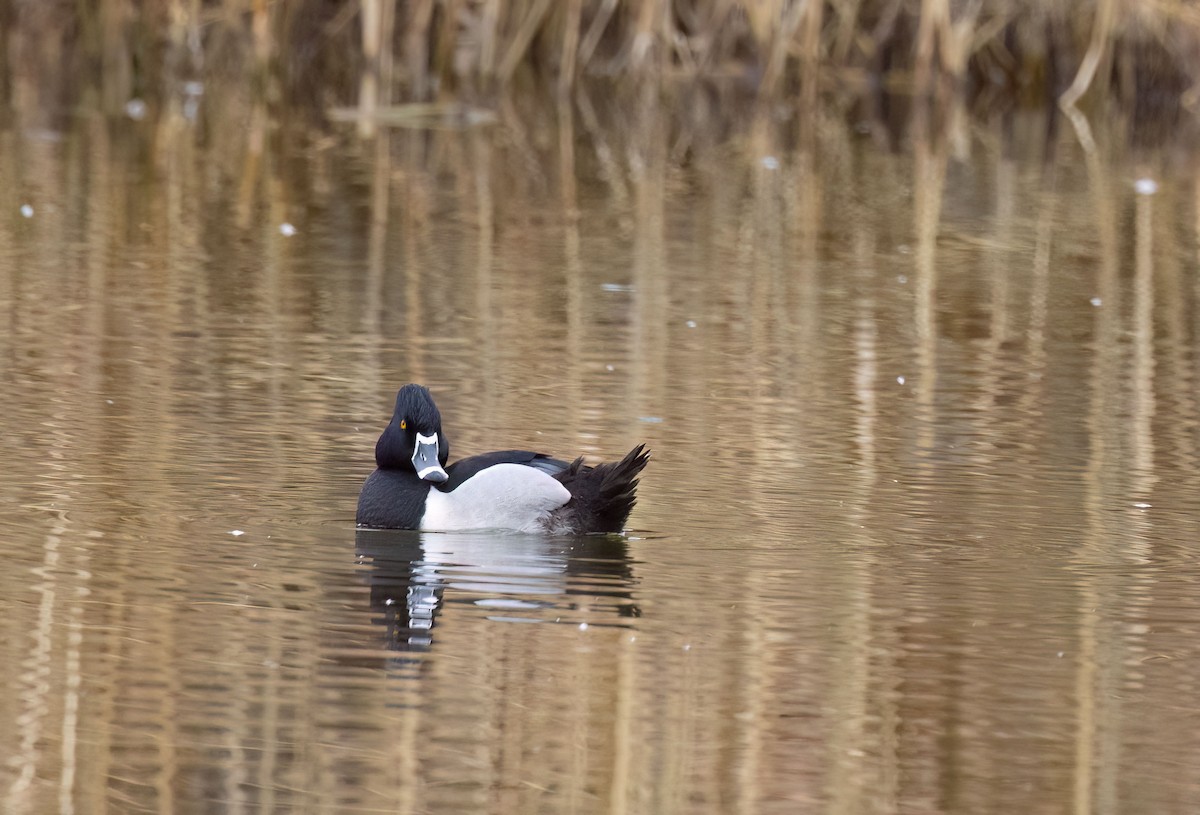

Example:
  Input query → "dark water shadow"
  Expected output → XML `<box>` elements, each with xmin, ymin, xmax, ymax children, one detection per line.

<box><xmin>354</xmin><ymin>529</ymin><xmax>640</xmax><ymax>651</ymax></box>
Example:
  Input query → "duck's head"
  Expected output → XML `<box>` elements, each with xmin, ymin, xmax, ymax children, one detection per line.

<box><xmin>375</xmin><ymin>384</ymin><xmax>450</xmax><ymax>482</ymax></box>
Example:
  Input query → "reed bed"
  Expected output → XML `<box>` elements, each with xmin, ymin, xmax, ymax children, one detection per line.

<box><xmin>4</xmin><ymin>0</ymin><xmax>1200</xmax><ymax>121</ymax></box>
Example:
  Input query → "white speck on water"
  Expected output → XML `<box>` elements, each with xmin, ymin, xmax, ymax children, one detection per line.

<box><xmin>125</xmin><ymin>98</ymin><xmax>147</xmax><ymax>120</ymax></box>
<box><xmin>629</xmin><ymin>635</ymin><xmax>637</xmax><ymax>643</ymax></box>
<box><xmin>184</xmin><ymin>81</ymin><xmax>205</xmax><ymax>96</ymax></box>
<box><xmin>1090</xmin><ymin>296</ymin><xmax>1102</xmax><ymax>307</ymax></box>
<box><xmin>601</xmin><ymin>282</ymin><xmax>634</xmax><ymax>293</ymax></box>
<box><xmin>579</xmin><ymin>622</ymin><xmax>589</xmax><ymax>631</ymax></box>
<box><xmin>1057</xmin><ymin>651</ymin><xmax>1065</xmax><ymax>658</ymax></box>
<box><xmin>279</xmin><ymin>222</ymin><xmax>297</xmax><ymax>237</ymax></box>
<box><xmin>605</xmin><ymin>364</ymin><xmax>614</xmax><ymax>372</ymax></box>
<box><xmin>183</xmin><ymin>96</ymin><xmax>200</xmax><ymax>121</ymax></box>
<box><xmin>1134</xmin><ymin>178</ymin><xmax>1158</xmax><ymax>196</ymax></box>
<box><xmin>760</xmin><ymin>155</ymin><xmax>780</xmax><ymax>170</ymax></box>
<box><xmin>686</xmin><ymin>320</ymin><xmax>697</xmax><ymax>328</ymax></box>
<box><xmin>105</xmin><ymin>399</ymin><xmax>114</xmax><ymax>405</ymax></box>
<box><xmin>1133</xmin><ymin>502</ymin><xmax>1152</xmax><ymax>509</ymax></box>
<box><xmin>897</xmin><ymin>244</ymin><xmax>911</xmax><ymax>254</ymax></box>
<box><xmin>19</xmin><ymin>204</ymin><xmax>34</xmax><ymax>218</ymax></box>
<box><xmin>638</xmin><ymin>416</ymin><xmax>663</xmax><ymax>423</ymax></box>
<box><xmin>897</xmin><ymin>274</ymin><xmax>908</xmax><ymax>284</ymax></box>
<box><xmin>897</xmin><ymin>375</ymin><xmax>906</xmax><ymax>385</ymax></box>
<box><xmin>229</xmin><ymin>530</ymin><xmax>245</xmax><ymax>537</ymax></box>
<box><xmin>683</xmin><ymin>643</ymin><xmax>692</xmax><ymax>652</ymax></box>
<box><xmin>384</xmin><ymin>598</ymin><xmax>395</xmax><ymax>606</ymax></box>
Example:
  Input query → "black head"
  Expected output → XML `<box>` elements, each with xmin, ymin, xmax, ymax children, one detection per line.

<box><xmin>374</xmin><ymin>384</ymin><xmax>450</xmax><ymax>481</ymax></box>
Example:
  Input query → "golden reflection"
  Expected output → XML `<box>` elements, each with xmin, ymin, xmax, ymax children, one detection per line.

<box><xmin>4</xmin><ymin>84</ymin><xmax>1200</xmax><ymax>813</ymax></box>
<box><xmin>912</xmin><ymin>104</ymin><xmax>948</xmax><ymax>466</ymax></box>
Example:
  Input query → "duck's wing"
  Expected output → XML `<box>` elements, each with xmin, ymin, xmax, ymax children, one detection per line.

<box><xmin>442</xmin><ymin>450</ymin><xmax>570</xmax><ymax>491</ymax></box>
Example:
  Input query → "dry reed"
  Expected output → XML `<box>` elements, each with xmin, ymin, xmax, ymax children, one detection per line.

<box><xmin>5</xmin><ymin>0</ymin><xmax>1200</xmax><ymax>122</ymax></box>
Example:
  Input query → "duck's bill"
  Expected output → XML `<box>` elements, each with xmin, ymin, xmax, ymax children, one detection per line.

<box><xmin>412</xmin><ymin>432</ymin><xmax>449</xmax><ymax>482</ymax></box>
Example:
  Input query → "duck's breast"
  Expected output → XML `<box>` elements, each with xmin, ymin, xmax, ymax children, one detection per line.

<box><xmin>421</xmin><ymin>463</ymin><xmax>571</xmax><ymax>532</ymax></box>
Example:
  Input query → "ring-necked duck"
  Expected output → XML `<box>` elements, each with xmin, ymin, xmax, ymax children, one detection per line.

<box><xmin>356</xmin><ymin>384</ymin><xmax>650</xmax><ymax>533</ymax></box>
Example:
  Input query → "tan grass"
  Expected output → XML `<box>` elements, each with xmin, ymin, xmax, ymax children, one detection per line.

<box><xmin>10</xmin><ymin>1</ymin><xmax>1200</xmax><ymax>116</ymax></box>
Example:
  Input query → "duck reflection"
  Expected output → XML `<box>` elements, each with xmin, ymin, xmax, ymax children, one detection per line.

<box><xmin>354</xmin><ymin>530</ymin><xmax>640</xmax><ymax>651</ymax></box>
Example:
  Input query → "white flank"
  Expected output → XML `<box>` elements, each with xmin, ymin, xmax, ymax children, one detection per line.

<box><xmin>421</xmin><ymin>463</ymin><xmax>570</xmax><ymax>533</ymax></box>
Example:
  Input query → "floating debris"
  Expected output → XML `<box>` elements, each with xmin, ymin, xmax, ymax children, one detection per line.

<box><xmin>279</xmin><ymin>222</ymin><xmax>297</xmax><ymax>237</ymax></box>
<box><xmin>125</xmin><ymin>99</ymin><xmax>147</xmax><ymax>121</ymax></box>
<box><xmin>1134</xmin><ymin>178</ymin><xmax>1158</xmax><ymax>196</ymax></box>
<box><xmin>605</xmin><ymin>364</ymin><xmax>615</xmax><ymax>372</ymax></box>
<box><xmin>579</xmin><ymin>622</ymin><xmax>589</xmax><ymax>631</ymax></box>
<box><xmin>686</xmin><ymin>320</ymin><xmax>697</xmax><ymax>328</ymax></box>
<box><xmin>182</xmin><ymin>80</ymin><xmax>204</xmax><ymax>123</ymax></box>
<box><xmin>600</xmin><ymin>282</ymin><xmax>634</xmax><ymax>293</ymax></box>
<box><xmin>897</xmin><ymin>376</ymin><xmax>906</xmax><ymax>385</ymax></box>
<box><xmin>638</xmin><ymin>416</ymin><xmax>664</xmax><ymax>424</ymax></box>
<box><xmin>1133</xmin><ymin>502</ymin><xmax>1152</xmax><ymax>509</ymax></box>
<box><xmin>760</xmin><ymin>156</ymin><xmax>780</xmax><ymax>170</ymax></box>
<box><xmin>229</xmin><ymin>530</ymin><xmax>245</xmax><ymax>537</ymax></box>
<box><xmin>1090</xmin><ymin>296</ymin><xmax>1102</xmax><ymax>307</ymax></box>
<box><xmin>897</xmin><ymin>275</ymin><xmax>908</xmax><ymax>284</ymax></box>
<box><xmin>19</xmin><ymin>204</ymin><xmax>33</xmax><ymax>218</ymax></box>
<box><xmin>327</xmin><ymin>102</ymin><xmax>498</xmax><ymax>129</ymax></box>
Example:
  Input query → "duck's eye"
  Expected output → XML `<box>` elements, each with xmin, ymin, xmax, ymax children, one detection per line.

<box><xmin>400</xmin><ymin>419</ymin><xmax>407</xmax><ymax>430</ymax></box>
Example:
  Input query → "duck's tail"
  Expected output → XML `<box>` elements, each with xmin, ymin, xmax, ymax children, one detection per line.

<box><xmin>553</xmin><ymin>444</ymin><xmax>650</xmax><ymax>534</ymax></box>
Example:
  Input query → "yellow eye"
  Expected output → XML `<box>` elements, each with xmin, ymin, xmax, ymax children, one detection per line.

<box><xmin>400</xmin><ymin>419</ymin><xmax>407</xmax><ymax>430</ymax></box>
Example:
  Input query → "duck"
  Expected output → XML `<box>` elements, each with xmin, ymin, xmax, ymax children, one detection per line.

<box><xmin>356</xmin><ymin>384</ymin><xmax>650</xmax><ymax>534</ymax></box>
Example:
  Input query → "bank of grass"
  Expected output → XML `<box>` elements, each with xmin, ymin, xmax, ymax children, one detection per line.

<box><xmin>4</xmin><ymin>0</ymin><xmax>1200</xmax><ymax>121</ymax></box>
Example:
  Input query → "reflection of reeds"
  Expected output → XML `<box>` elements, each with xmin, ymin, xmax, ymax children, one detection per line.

<box><xmin>10</xmin><ymin>0</ymin><xmax>1200</xmax><ymax>806</ymax></box>
<box><xmin>7</xmin><ymin>68</ymin><xmax>1200</xmax><ymax>812</ymax></box>
<box><xmin>11</xmin><ymin>1</ymin><xmax>1200</xmax><ymax>113</ymax></box>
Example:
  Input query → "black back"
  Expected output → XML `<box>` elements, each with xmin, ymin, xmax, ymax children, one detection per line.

<box><xmin>442</xmin><ymin>450</ymin><xmax>570</xmax><ymax>491</ymax></box>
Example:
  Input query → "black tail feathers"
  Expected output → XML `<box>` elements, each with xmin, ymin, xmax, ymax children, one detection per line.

<box><xmin>554</xmin><ymin>444</ymin><xmax>650</xmax><ymax>533</ymax></box>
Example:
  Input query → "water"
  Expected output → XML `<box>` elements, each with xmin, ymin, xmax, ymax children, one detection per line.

<box><xmin>4</xmin><ymin>97</ymin><xmax>1200</xmax><ymax>813</ymax></box>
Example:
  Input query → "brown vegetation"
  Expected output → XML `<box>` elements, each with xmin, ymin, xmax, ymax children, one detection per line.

<box><xmin>3</xmin><ymin>0</ymin><xmax>1200</xmax><ymax>121</ymax></box>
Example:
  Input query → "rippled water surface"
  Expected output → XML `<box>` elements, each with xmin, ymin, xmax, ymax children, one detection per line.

<box><xmin>4</xmin><ymin>100</ymin><xmax>1200</xmax><ymax>814</ymax></box>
